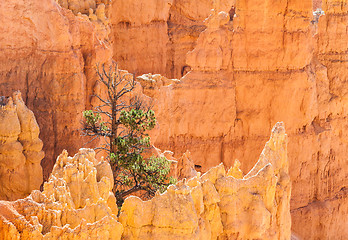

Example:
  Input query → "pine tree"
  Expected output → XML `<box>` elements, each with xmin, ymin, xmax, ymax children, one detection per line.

<box><xmin>82</xmin><ymin>63</ymin><xmax>176</xmax><ymax>205</ymax></box>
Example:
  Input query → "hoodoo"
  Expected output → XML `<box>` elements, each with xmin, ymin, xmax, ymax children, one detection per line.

<box><xmin>0</xmin><ymin>0</ymin><xmax>347</xmax><ymax>239</ymax></box>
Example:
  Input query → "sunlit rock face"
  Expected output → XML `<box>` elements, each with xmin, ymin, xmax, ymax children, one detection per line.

<box><xmin>0</xmin><ymin>91</ymin><xmax>44</xmax><ymax>201</ymax></box>
<box><xmin>0</xmin><ymin>148</ymin><xmax>123</xmax><ymax>240</ymax></box>
<box><xmin>0</xmin><ymin>0</ymin><xmax>347</xmax><ymax>239</ymax></box>
<box><xmin>0</xmin><ymin>123</ymin><xmax>290</xmax><ymax>239</ymax></box>
<box><xmin>110</xmin><ymin>0</ymin><xmax>234</xmax><ymax>79</ymax></box>
<box><xmin>120</xmin><ymin>122</ymin><xmax>291</xmax><ymax>240</ymax></box>
<box><xmin>290</xmin><ymin>1</ymin><xmax>348</xmax><ymax>239</ymax></box>
<box><xmin>110</xmin><ymin>0</ymin><xmax>173</xmax><ymax>77</ymax></box>
<box><xmin>0</xmin><ymin>0</ymin><xmax>112</xmax><ymax>182</ymax></box>
<box><xmin>134</xmin><ymin>1</ymin><xmax>348</xmax><ymax>239</ymax></box>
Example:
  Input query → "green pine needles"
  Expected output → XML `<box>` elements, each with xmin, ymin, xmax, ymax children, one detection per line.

<box><xmin>82</xmin><ymin>63</ymin><xmax>176</xmax><ymax>206</ymax></box>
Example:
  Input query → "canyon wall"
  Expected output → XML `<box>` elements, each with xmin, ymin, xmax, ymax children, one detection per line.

<box><xmin>0</xmin><ymin>0</ymin><xmax>112</xmax><ymax>181</ymax></box>
<box><xmin>0</xmin><ymin>0</ymin><xmax>347</xmax><ymax>239</ymax></box>
<box><xmin>110</xmin><ymin>0</ymin><xmax>234</xmax><ymax>78</ymax></box>
<box><xmin>0</xmin><ymin>123</ymin><xmax>291</xmax><ymax>239</ymax></box>
<box><xmin>111</xmin><ymin>0</ymin><xmax>173</xmax><ymax>76</ymax></box>
<box><xmin>120</xmin><ymin>122</ymin><xmax>291</xmax><ymax>240</ymax></box>
<box><xmin>165</xmin><ymin>0</ymin><xmax>234</xmax><ymax>78</ymax></box>
<box><xmin>291</xmin><ymin>0</ymin><xmax>348</xmax><ymax>238</ymax></box>
<box><xmin>0</xmin><ymin>92</ymin><xmax>44</xmax><ymax>200</ymax></box>
<box><xmin>136</xmin><ymin>0</ymin><xmax>348</xmax><ymax>239</ymax></box>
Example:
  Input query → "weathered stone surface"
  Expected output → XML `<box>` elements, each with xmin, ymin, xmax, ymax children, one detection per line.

<box><xmin>0</xmin><ymin>148</ymin><xmax>123</xmax><ymax>239</ymax></box>
<box><xmin>136</xmin><ymin>73</ymin><xmax>179</xmax><ymax>98</ymax></box>
<box><xmin>111</xmin><ymin>0</ymin><xmax>173</xmax><ymax>76</ymax></box>
<box><xmin>56</xmin><ymin>0</ymin><xmax>111</xmax><ymax>16</ymax></box>
<box><xmin>186</xmin><ymin>10</ymin><xmax>231</xmax><ymax>72</ymax></box>
<box><xmin>120</xmin><ymin>122</ymin><xmax>291</xmax><ymax>240</ymax></box>
<box><xmin>110</xmin><ymin>0</ymin><xmax>234</xmax><ymax>78</ymax></box>
<box><xmin>166</xmin><ymin>0</ymin><xmax>234</xmax><ymax>78</ymax></box>
<box><xmin>0</xmin><ymin>0</ymin><xmax>112</xmax><ymax>181</ymax></box>
<box><xmin>0</xmin><ymin>92</ymin><xmax>44</xmax><ymax>201</ymax></box>
<box><xmin>1</xmin><ymin>0</ymin><xmax>347</xmax><ymax>239</ymax></box>
<box><xmin>0</xmin><ymin>123</ymin><xmax>290</xmax><ymax>239</ymax></box>
<box><xmin>57</xmin><ymin>0</ymin><xmax>111</xmax><ymax>40</ymax></box>
<box><xmin>289</xmin><ymin>1</ymin><xmax>348</xmax><ymax>238</ymax></box>
<box><xmin>141</xmin><ymin>1</ymin><xmax>348</xmax><ymax>239</ymax></box>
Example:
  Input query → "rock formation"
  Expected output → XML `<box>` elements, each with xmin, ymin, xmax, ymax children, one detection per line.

<box><xmin>56</xmin><ymin>0</ymin><xmax>111</xmax><ymax>17</ymax></box>
<box><xmin>166</xmin><ymin>0</ymin><xmax>235</xmax><ymax>78</ymax></box>
<box><xmin>0</xmin><ymin>92</ymin><xmax>44</xmax><ymax>201</ymax></box>
<box><xmin>120</xmin><ymin>122</ymin><xmax>291</xmax><ymax>240</ymax></box>
<box><xmin>139</xmin><ymin>1</ymin><xmax>348</xmax><ymax>239</ymax></box>
<box><xmin>186</xmin><ymin>10</ymin><xmax>231</xmax><ymax>72</ymax></box>
<box><xmin>0</xmin><ymin>148</ymin><xmax>123</xmax><ymax>239</ymax></box>
<box><xmin>111</xmin><ymin>0</ymin><xmax>173</xmax><ymax>76</ymax></box>
<box><xmin>175</xmin><ymin>150</ymin><xmax>198</xmax><ymax>180</ymax></box>
<box><xmin>110</xmin><ymin>0</ymin><xmax>234</xmax><ymax>78</ymax></box>
<box><xmin>0</xmin><ymin>0</ymin><xmax>112</xmax><ymax>181</ymax></box>
<box><xmin>136</xmin><ymin>73</ymin><xmax>179</xmax><ymax>98</ymax></box>
<box><xmin>0</xmin><ymin>0</ymin><xmax>347</xmax><ymax>239</ymax></box>
<box><xmin>290</xmin><ymin>1</ymin><xmax>348</xmax><ymax>239</ymax></box>
<box><xmin>0</xmin><ymin>122</ymin><xmax>291</xmax><ymax>239</ymax></box>
<box><xmin>59</xmin><ymin>0</ymin><xmax>112</xmax><ymax>40</ymax></box>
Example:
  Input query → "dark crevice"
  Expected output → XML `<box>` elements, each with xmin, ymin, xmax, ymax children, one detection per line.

<box><xmin>0</xmin><ymin>96</ymin><xmax>8</xmax><ymax>106</ymax></box>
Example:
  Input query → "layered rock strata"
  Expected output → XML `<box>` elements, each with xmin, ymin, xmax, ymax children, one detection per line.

<box><xmin>1</xmin><ymin>0</ymin><xmax>347</xmax><ymax>239</ymax></box>
<box><xmin>138</xmin><ymin>1</ymin><xmax>348</xmax><ymax>239</ymax></box>
<box><xmin>0</xmin><ymin>0</ymin><xmax>112</xmax><ymax>181</ymax></box>
<box><xmin>149</xmin><ymin>9</ymin><xmax>235</xmax><ymax>172</ymax></box>
<box><xmin>290</xmin><ymin>1</ymin><xmax>348</xmax><ymax>238</ymax></box>
<box><xmin>110</xmin><ymin>0</ymin><xmax>234</xmax><ymax>78</ymax></box>
<box><xmin>57</xmin><ymin>0</ymin><xmax>111</xmax><ymax>40</ymax></box>
<box><xmin>166</xmin><ymin>0</ymin><xmax>234</xmax><ymax>78</ymax></box>
<box><xmin>111</xmin><ymin>0</ymin><xmax>173</xmax><ymax>76</ymax></box>
<box><xmin>56</xmin><ymin>0</ymin><xmax>111</xmax><ymax>17</ymax></box>
<box><xmin>0</xmin><ymin>92</ymin><xmax>44</xmax><ymax>201</ymax></box>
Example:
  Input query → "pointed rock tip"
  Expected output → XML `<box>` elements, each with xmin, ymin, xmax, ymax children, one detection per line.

<box><xmin>271</xmin><ymin>122</ymin><xmax>286</xmax><ymax>135</ymax></box>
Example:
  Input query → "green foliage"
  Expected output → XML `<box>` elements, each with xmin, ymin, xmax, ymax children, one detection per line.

<box><xmin>143</xmin><ymin>156</ymin><xmax>177</xmax><ymax>193</ymax></box>
<box><xmin>83</xmin><ymin>110</ymin><xmax>100</xmax><ymax>126</ymax></box>
<box><xmin>82</xmin><ymin>63</ymin><xmax>175</xmax><ymax>206</ymax></box>
<box><xmin>83</xmin><ymin>110</ymin><xmax>108</xmax><ymax>132</ymax></box>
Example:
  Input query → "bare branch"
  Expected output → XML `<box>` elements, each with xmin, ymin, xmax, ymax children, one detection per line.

<box><xmin>92</xmin><ymin>94</ymin><xmax>111</xmax><ymax>106</ymax></box>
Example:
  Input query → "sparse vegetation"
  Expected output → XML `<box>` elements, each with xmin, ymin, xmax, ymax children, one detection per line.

<box><xmin>82</xmin><ymin>62</ymin><xmax>176</xmax><ymax>206</ymax></box>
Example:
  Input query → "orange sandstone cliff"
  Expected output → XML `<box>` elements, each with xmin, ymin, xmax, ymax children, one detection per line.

<box><xmin>120</xmin><ymin>122</ymin><xmax>291</xmax><ymax>240</ymax></box>
<box><xmin>290</xmin><ymin>1</ymin><xmax>348</xmax><ymax>238</ymax></box>
<box><xmin>0</xmin><ymin>0</ymin><xmax>347</xmax><ymax>239</ymax></box>
<box><xmin>0</xmin><ymin>0</ymin><xmax>112</xmax><ymax>181</ymax></box>
<box><xmin>136</xmin><ymin>1</ymin><xmax>348</xmax><ymax>239</ymax></box>
<box><xmin>111</xmin><ymin>0</ymin><xmax>234</xmax><ymax>78</ymax></box>
<box><xmin>0</xmin><ymin>123</ymin><xmax>291</xmax><ymax>239</ymax></box>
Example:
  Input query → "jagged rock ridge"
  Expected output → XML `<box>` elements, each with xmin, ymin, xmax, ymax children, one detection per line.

<box><xmin>0</xmin><ymin>148</ymin><xmax>123</xmax><ymax>240</ymax></box>
<box><xmin>0</xmin><ymin>122</ymin><xmax>291</xmax><ymax>239</ymax></box>
<box><xmin>0</xmin><ymin>0</ymin><xmax>347</xmax><ymax>239</ymax></box>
